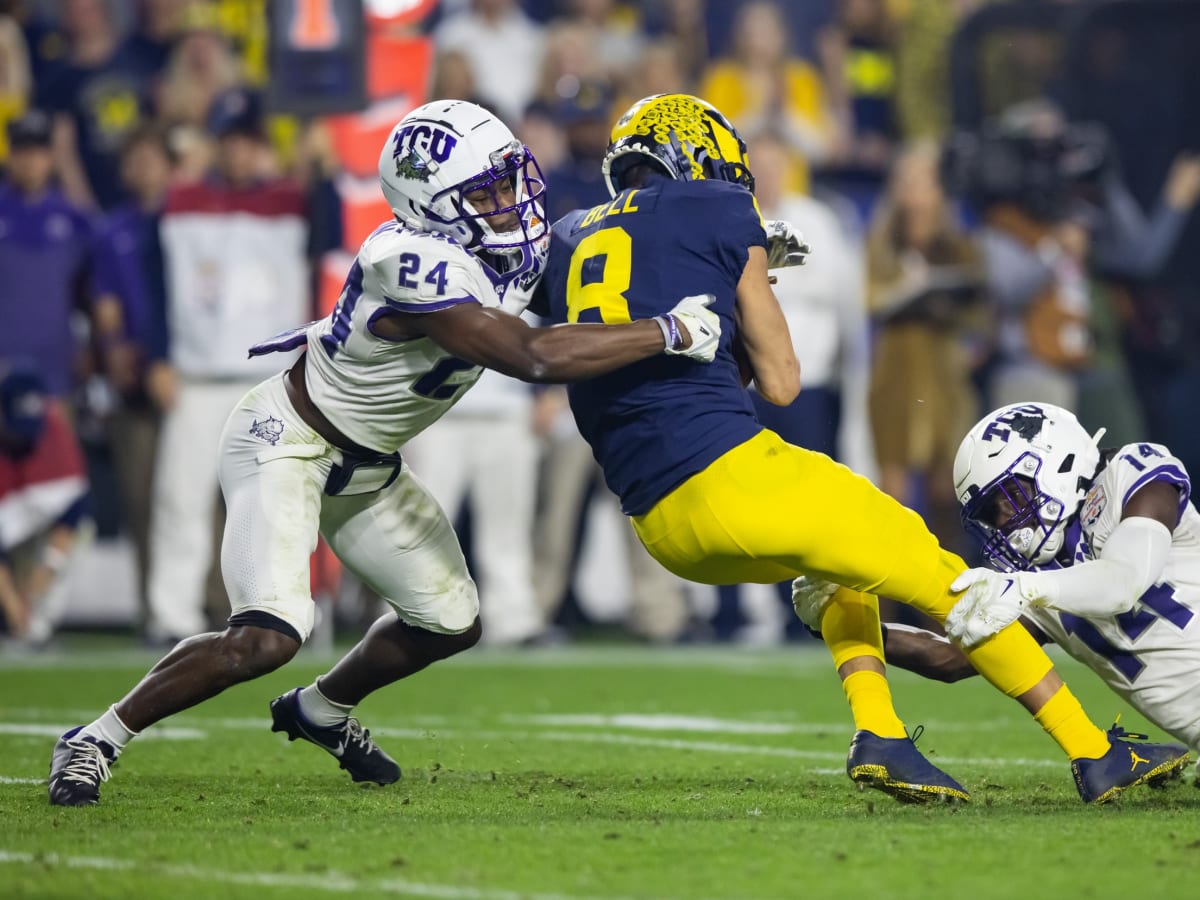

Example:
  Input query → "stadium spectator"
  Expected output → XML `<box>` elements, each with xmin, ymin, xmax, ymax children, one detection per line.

<box><xmin>122</xmin><ymin>0</ymin><xmax>190</xmax><ymax>76</ymax></box>
<box><xmin>36</xmin><ymin>0</ymin><xmax>162</xmax><ymax>210</ymax></box>
<box><xmin>434</xmin><ymin>0</ymin><xmax>545</xmax><ymax>126</ymax></box>
<box><xmin>866</xmin><ymin>141</ymin><xmax>983</xmax><ymax>553</ymax></box>
<box><xmin>641</xmin><ymin>0</ymin><xmax>709</xmax><ymax>87</ymax></box>
<box><xmin>427</xmin><ymin>47</ymin><xmax>486</xmax><ymax>112</ymax></box>
<box><xmin>0</xmin><ymin>366</ymin><xmax>90</xmax><ymax>648</ymax></box>
<box><xmin>0</xmin><ymin>109</ymin><xmax>102</xmax><ymax>398</ymax></box>
<box><xmin>611</xmin><ymin>39</ymin><xmax>688</xmax><ymax>118</ymax></box>
<box><xmin>154</xmin><ymin>12</ymin><xmax>241</xmax><ymax>181</ymax></box>
<box><xmin>143</xmin><ymin>87</ymin><xmax>318</xmax><ymax>643</ymax></box>
<box><xmin>90</xmin><ymin>124</ymin><xmax>174</xmax><ymax>631</ymax></box>
<box><xmin>698</xmin><ymin>1</ymin><xmax>838</xmax><ymax>192</ymax></box>
<box><xmin>893</xmin><ymin>0</ymin><xmax>984</xmax><ymax>141</ymax></box>
<box><xmin>541</xmin><ymin>79</ymin><xmax>613</xmax><ymax>222</ymax></box>
<box><xmin>559</xmin><ymin>0</ymin><xmax>644</xmax><ymax>81</ymax></box>
<box><xmin>816</xmin><ymin>0</ymin><xmax>900</xmax><ymax>216</ymax></box>
<box><xmin>7</xmin><ymin>0</ymin><xmax>69</xmax><ymax>87</ymax></box>
<box><xmin>974</xmin><ymin>100</ymin><xmax>1200</xmax><ymax>416</ymax></box>
<box><xmin>0</xmin><ymin>12</ymin><xmax>31</xmax><ymax>162</ymax></box>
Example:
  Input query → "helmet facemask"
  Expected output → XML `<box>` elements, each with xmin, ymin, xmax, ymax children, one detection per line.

<box><xmin>961</xmin><ymin>456</ymin><xmax>1074</xmax><ymax>571</ymax></box>
<box><xmin>954</xmin><ymin>403</ymin><xmax>1104</xmax><ymax>573</ymax></box>
<box><xmin>426</xmin><ymin>140</ymin><xmax>548</xmax><ymax>257</ymax></box>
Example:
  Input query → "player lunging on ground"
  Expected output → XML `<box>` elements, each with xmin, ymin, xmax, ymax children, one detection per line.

<box><xmin>540</xmin><ymin>93</ymin><xmax>1189</xmax><ymax>805</ymax></box>
<box><xmin>808</xmin><ymin>403</ymin><xmax>1200</xmax><ymax>781</ymax></box>
<box><xmin>47</xmin><ymin>100</ymin><xmax>722</xmax><ymax>806</ymax></box>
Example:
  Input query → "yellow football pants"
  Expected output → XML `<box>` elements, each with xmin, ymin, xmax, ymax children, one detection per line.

<box><xmin>633</xmin><ymin>430</ymin><xmax>1051</xmax><ymax>699</ymax></box>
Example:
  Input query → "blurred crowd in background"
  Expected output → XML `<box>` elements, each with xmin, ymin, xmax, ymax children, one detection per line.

<box><xmin>2</xmin><ymin>0</ymin><xmax>1199</xmax><ymax>651</ymax></box>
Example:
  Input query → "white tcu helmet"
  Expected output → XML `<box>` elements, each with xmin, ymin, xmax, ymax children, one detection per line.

<box><xmin>378</xmin><ymin>99</ymin><xmax>547</xmax><ymax>257</ymax></box>
<box><xmin>953</xmin><ymin>402</ymin><xmax>1105</xmax><ymax>571</ymax></box>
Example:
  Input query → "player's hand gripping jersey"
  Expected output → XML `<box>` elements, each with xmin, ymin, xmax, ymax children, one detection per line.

<box><xmin>544</xmin><ymin>176</ymin><xmax>766</xmax><ymax>515</ymax></box>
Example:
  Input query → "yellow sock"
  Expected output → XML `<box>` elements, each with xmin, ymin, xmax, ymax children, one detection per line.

<box><xmin>820</xmin><ymin>588</ymin><xmax>906</xmax><ymax>739</ymax></box>
<box><xmin>842</xmin><ymin>670</ymin><xmax>907</xmax><ymax>738</ymax></box>
<box><xmin>1033</xmin><ymin>685</ymin><xmax>1111</xmax><ymax>760</ymax></box>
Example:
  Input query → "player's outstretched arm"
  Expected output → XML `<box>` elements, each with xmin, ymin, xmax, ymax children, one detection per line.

<box><xmin>948</xmin><ymin>481</ymin><xmax>1181</xmax><ymax>647</ymax></box>
<box><xmin>734</xmin><ymin>246</ymin><xmax>800</xmax><ymax>405</ymax></box>
<box><xmin>882</xmin><ymin>623</ymin><xmax>979</xmax><ymax>684</ymax></box>
<box><xmin>408</xmin><ymin>298</ymin><xmax>717</xmax><ymax>384</ymax></box>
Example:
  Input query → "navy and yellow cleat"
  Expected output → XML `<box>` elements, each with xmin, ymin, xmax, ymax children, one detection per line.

<box><xmin>846</xmin><ymin>727</ymin><xmax>970</xmax><ymax>804</ymax></box>
<box><xmin>48</xmin><ymin>726</ymin><xmax>116</xmax><ymax>807</ymax></box>
<box><xmin>1071</xmin><ymin>723</ymin><xmax>1190</xmax><ymax>804</ymax></box>
<box><xmin>269</xmin><ymin>688</ymin><xmax>401</xmax><ymax>786</ymax></box>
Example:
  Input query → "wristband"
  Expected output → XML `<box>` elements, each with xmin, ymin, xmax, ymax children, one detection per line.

<box><xmin>664</xmin><ymin>314</ymin><xmax>683</xmax><ymax>350</ymax></box>
<box><xmin>653</xmin><ymin>315</ymin><xmax>672</xmax><ymax>350</ymax></box>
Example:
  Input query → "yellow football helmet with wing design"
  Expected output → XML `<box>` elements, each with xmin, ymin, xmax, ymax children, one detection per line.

<box><xmin>601</xmin><ymin>93</ymin><xmax>755</xmax><ymax>198</ymax></box>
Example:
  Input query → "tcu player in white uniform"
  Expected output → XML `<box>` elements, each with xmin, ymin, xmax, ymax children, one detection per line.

<box><xmin>47</xmin><ymin>100</ymin><xmax>722</xmax><ymax>806</ymax></box>
<box><xmin>801</xmin><ymin>402</ymin><xmax>1196</xmax><ymax>797</ymax></box>
<box><xmin>950</xmin><ymin>404</ymin><xmax>1199</xmax><ymax>746</ymax></box>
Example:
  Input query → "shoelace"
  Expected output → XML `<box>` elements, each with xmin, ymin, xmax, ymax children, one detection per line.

<box><xmin>1107</xmin><ymin>725</ymin><xmax>1150</xmax><ymax>743</ymax></box>
<box><xmin>343</xmin><ymin>718</ymin><xmax>379</xmax><ymax>753</ymax></box>
<box><xmin>1107</xmin><ymin>714</ymin><xmax>1149</xmax><ymax>743</ymax></box>
<box><xmin>907</xmin><ymin>724</ymin><xmax>925</xmax><ymax>746</ymax></box>
<box><xmin>60</xmin><ymin>739</ymin><xmax>112</xmax><ymax>786</ymax></box>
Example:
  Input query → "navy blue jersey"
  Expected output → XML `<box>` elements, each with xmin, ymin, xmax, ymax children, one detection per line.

<box><xmin>544</xmin><ymin>176</ymin><xmax>767</xmax><ymax>515</ymax></box>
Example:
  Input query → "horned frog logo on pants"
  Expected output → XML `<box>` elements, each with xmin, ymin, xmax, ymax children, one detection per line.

<box><xmin>250</xmin><ymin>416</ymin><xmax>285</xmax><ymax>445</ymax></box>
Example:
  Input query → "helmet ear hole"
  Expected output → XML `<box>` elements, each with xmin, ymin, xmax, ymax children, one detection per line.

<box><xmin>1057</xmin><ymin>453</ymin><xmax>1075</xmax><ymax>473</ymax></box>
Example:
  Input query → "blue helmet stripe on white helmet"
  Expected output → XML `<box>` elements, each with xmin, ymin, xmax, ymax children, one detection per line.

<box><xmin>953</xmin><ymin>402</ymin><xmax>1104</xmax><ymax>571</ymax></box>
<box><xmin>378</xmin><ymin>100</ymin><xmax>548</xmax><ymax>259</ymax></box>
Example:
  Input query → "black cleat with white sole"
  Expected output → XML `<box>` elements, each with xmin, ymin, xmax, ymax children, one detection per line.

<box><xmin>270</xmin><ymin>688</ymin><xmax>401</xmax><ymax>785</ymax></box>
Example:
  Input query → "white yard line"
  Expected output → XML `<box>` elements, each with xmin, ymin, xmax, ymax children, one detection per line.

<box><xmin>0</xmin><ymin>850</ymin><xmax>657</xmax><ymax>900</ymax></box>
<box><xmin>0</xmin><ymin>723</ymin><xmax>205</xmax><ymax>740</ymax></box>
<box><xmin>0</xmin><ymin>712</ymin><xmax>1062</xmax><ymax>770</ymax></box>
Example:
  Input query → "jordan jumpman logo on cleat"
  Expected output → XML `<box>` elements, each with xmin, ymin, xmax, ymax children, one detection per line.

<box><xmin>1129</xmin><ymin>748</ymin><xmax>1150</xmax><ymax>771</ymax></box>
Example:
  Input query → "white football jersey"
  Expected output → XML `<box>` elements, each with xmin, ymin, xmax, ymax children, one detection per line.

<box><xmin>1025</xmin><ymin>443</ymin><xmax>1200</xmax><ymax>748</ymax></box>
<box><xmin>255</xmin><ymin>221</ymin><xmax>546</xmax><ymax>453</ymax></box>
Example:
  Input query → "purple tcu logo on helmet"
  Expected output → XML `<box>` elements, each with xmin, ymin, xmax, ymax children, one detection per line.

<box><xmin>392</xmin><ymin>122</ymin><xmax>458</xmax><ymax>166</ymax></box>
<box><xmin>981</xmin><ymin>405</ymin><xmax>1048</xmax><ymax>453</ymax></box>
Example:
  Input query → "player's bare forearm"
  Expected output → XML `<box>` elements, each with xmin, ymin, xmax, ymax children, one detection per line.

<box><xmin>417</xmin><ymin>305</ymin><xmax>669</xmax><ymax>383</ymax></box>
<box><xmin>735</xmin><ymin>247</ymin><xmax>799</xmax><ymax>405</ymax></box>
<box><xmin>883</xmin><ymin>623</ymin><xmax>978</xmax><ymax>683</ymax></box>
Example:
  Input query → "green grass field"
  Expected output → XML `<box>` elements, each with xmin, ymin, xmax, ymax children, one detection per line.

<box><xmin>2</xmin><ymin>638</ymin><xmax>1198</xmax><ymax>899</ymax></box>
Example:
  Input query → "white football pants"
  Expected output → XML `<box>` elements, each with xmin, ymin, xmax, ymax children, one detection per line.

<box><xmin>403</xmin><ymin>413</ymin><xmax>543</xmax><ymax>645</ymax></box>
<box><xmin>216</xmin><ymin>373</ymin><xmax>477</xmax><ymax>642</ymax></box>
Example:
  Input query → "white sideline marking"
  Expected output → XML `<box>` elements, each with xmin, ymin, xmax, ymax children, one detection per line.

<box><xmin>0</xmin><ymin>776</ymin><xmax>43</xmax><ymax>784</ymax></box>
<box><xmin>0</xmin><ymin>723</ymin><xmax>206</xmax><ymax>740</ymax></box>
<box><xmin>0</xmin><ymin>644</ymin><xmax>836</xmax><ymax>673</ymax></box>
<box><xmin>0</xmin><ymin>850</ymin><xmax>654</xmax><ymax>900</ymax></box>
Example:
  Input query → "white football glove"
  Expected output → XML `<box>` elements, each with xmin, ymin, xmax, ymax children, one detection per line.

<box><xmin>764</xmin><ymin>219</ymin><xmax>811</xmax><ymax>270</ymax></box>
<box><xmin>945</xmin><ymin>568</ymin><xmax>1041</xmax><ymax>648</ymax></box>
<box><xmin>660</xmin><ymin>293</ymin><xmax>721</xmax><ymax>362</ymax></box>
<box><xmin>792</xmin><ymin>575</ymin><xmax>840</xmax><ymax>632</ymax></box>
